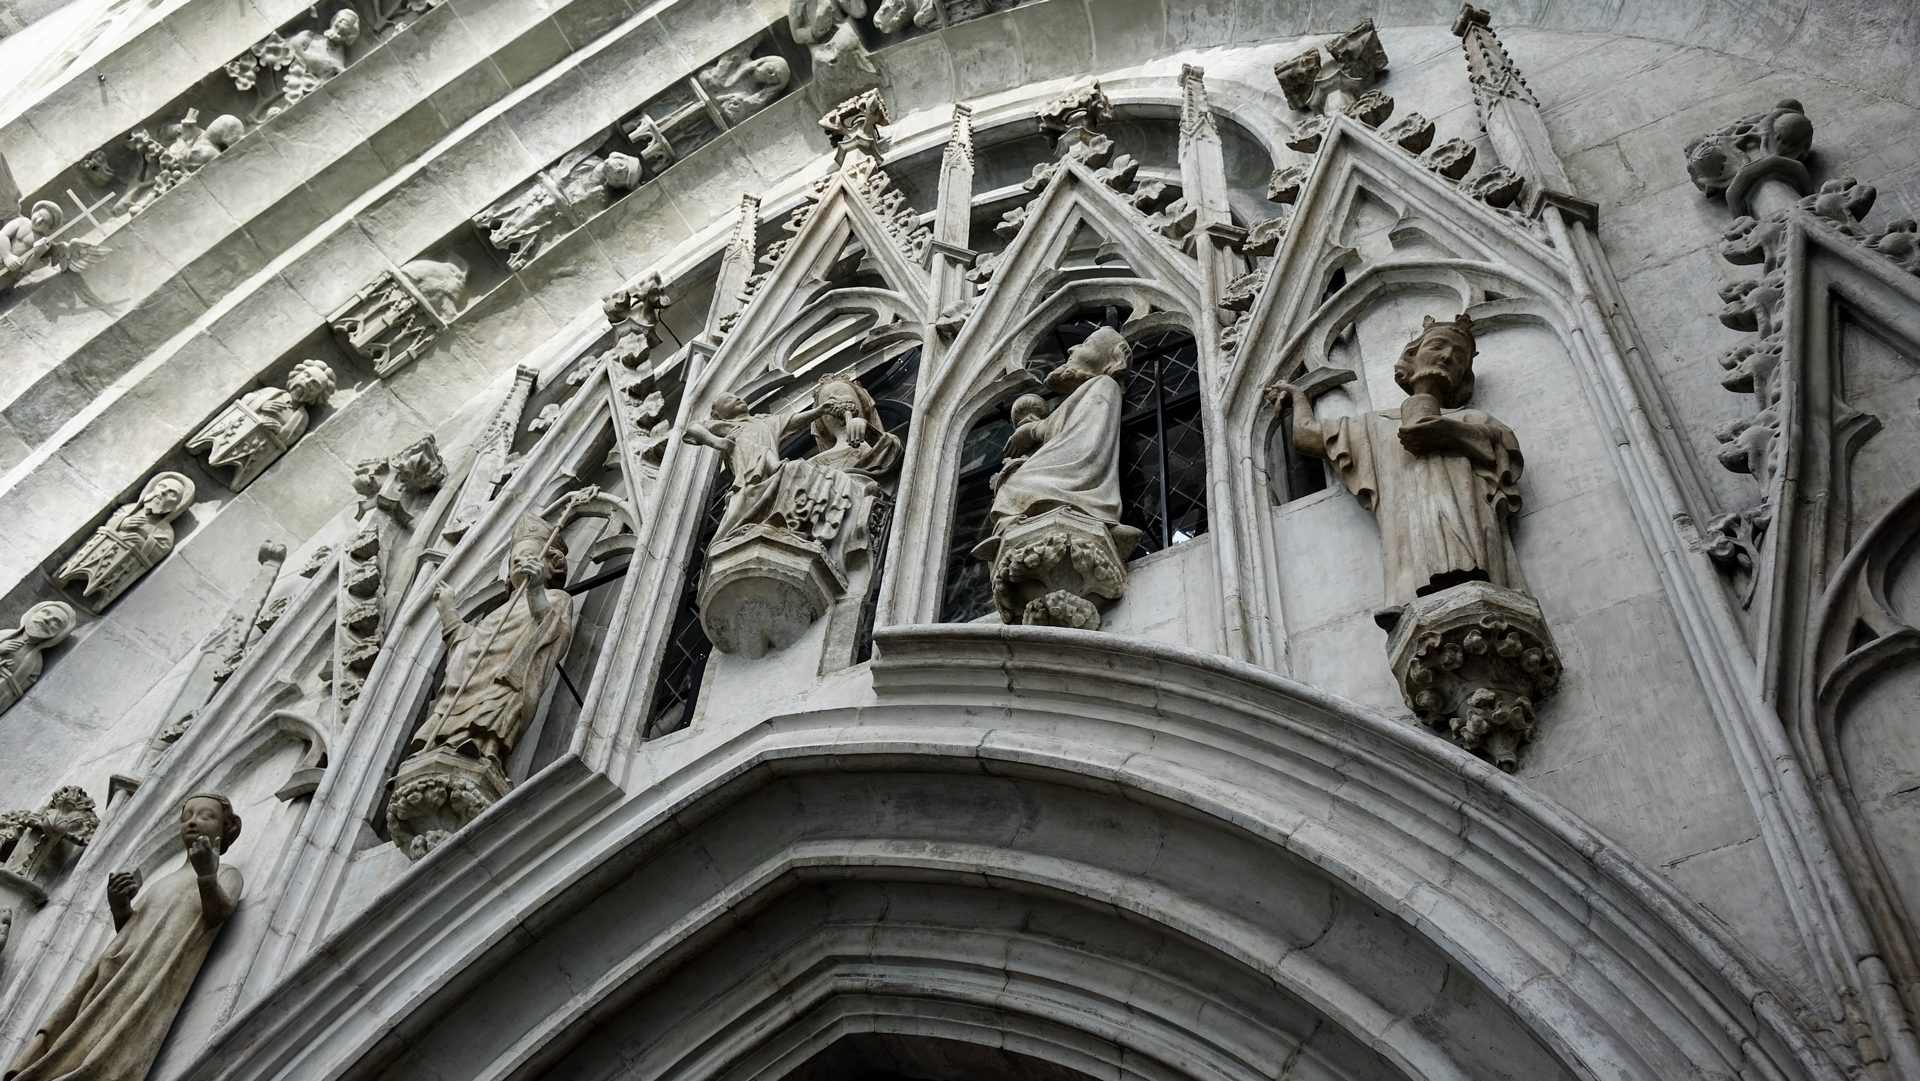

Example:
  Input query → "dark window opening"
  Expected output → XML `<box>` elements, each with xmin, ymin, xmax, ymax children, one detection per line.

<box><xmin>1271</xmin><ymin>396</ymin><xmax>1330</xmax><ymax>503</ymax></box>
<box><xmin>647</xmin><ymin>479</ymin><xmax>728</xmax><ymax>739</ymax></box>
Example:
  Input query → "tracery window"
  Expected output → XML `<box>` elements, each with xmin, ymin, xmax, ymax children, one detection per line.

<box><xmin>939</xmin><ymin>310</ymin><xmax>1208</xmax><ymax>623</ymax></box>
<box><xmin>646</xmin><ymin>479</ymin><xmax>727</xmax><ymax>739</ymax></box>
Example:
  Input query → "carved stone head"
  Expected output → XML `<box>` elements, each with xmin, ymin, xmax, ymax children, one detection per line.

<box><xmin>179</xmin><ymin>792</ymin><xmax>242</xmax><ymax>854</ymax></box>
<box><xmin>1011</xmin><ymin>393</ymin><xmax>1049</xmax><ymax>426</ymax></box>
<box><xmin>138</xmin><ymin>472</ymin><xmax>195</xmax><ymax>518</ymax></box>
<box><xmin>205</xmin><ymin>114</ymin><xmax>245</xmax><ymax>151</ymax></box>
<box><xmin>600</xmin><ymin>153</ymin><xmax>642</xmax><ymax>190</ymax></box>
<box><xmin>1394</xmin><ymin>314</ymin><xmax>1478</xmax><ymax>407</ymax></box>
<box><xmin>285</xmin><ymin>359</ymin><xmax>338</xmax><ymax>405</ymax></box>
<box><xmin>711</xmin><ymin>393</ymin><xmax>749</xmax><ymax>420</ymax></box>
<box><xmin>27</xmin><ymin>200</ymin><xmax>63</xmax><ymax>236</ymax></box>
<box><xmin>19</xmin><ymin>601</ymin><xmax>76</xmax><ymax>647</ymax></box>
<box><xmin>507</xmin><ymin>515</ymin><xmax>569</xmax><ymax>587</ymax></box>
<box><xmin>327</xmin><ymin>8</ymin><xmax>361</xmax><ymax>45</ymax></box>
<box><xmin>1045</xmin><ymin>326</ymin><xmax>1131</xmax><ymax>393</ymax></box>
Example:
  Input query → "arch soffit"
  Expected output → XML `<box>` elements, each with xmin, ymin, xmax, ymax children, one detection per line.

<box><xmin>173</xmin><ymin>627</ymin><xmax>1841</xmax><ymax>1081</ymax></box>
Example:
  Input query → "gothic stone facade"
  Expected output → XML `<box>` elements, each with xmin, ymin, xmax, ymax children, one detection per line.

<box><xmin>0</xmin><ymin>1</ymin><xmax>1918</xmax><ymax>1079</ymax></box>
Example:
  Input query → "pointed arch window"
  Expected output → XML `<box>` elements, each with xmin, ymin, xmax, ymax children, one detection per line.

<box><xmin>940</xmin><ymin>309</ymin><xmax>1208</xmax><ymax>623</ymax></box>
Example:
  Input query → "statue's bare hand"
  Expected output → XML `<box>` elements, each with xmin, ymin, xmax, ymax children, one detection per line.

<box><xmin>187</xmin><ymin>837</ymin><xmax>220</xmax><ymax>877</ymax></box>
<box><xmin>847</xmin><ymin>416</ymin><xmax>869</xmax><ymax>446</ymax></box>
<box><xmin>1398</xmin><ymin>415</ymin><xmax>1461</xmax><ymax>454</ymax></box>
<box><xmin>107</xmin><ymin>870</ymin><xmax>141</xmax><ymax>905</ymax></box>
<box><xmin>1265</xmin><ymin>381</ymin><xmax>1302</xmax><ymax>408</ymax></box>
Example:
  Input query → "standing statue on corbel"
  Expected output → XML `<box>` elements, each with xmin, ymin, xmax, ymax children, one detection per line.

<box><xmin>685</xmin><ymin>374</ymin><xmax>900</xmax><ymax>657</ymax></box>
<box><xmin>973</xmin><ymin>327</ymin><xmax>1142</xmax><ymax>631</ymax></box>
<box><xmin>56</xmin><ymin>472</ymin><xmax>195</xmax><ymax>611</ymax></box>
<box><xmin>187</xmin><ymin>359</ymin><xmax>337</xmax><ymax>490</ymax></box>
<box><xmin>1271</xmin><ymin>314</ymin><xmax>1561</xmax><ymax>770</ymax></box>
<box><xmin>386</xmin><ymin>491</ymin><xmax>593</xmax><ymax>859</ymax></box>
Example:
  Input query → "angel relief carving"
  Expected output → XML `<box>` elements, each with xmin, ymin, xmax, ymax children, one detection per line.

<box><xmin>0</xmin><ymin>197</ymin><xmax>108</xmax><ymax>297</ymax></box>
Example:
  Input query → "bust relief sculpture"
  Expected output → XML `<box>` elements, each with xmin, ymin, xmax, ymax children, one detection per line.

<box><xmin>57</xmin><ymin>473</ymin><xmax>195</xmax><ymax>610</ymax></box>
<box><xmin>187</xmin><ymin>360</ymin><xmax>336</xmax><ymax>490</ymax></box>
<box><xmin>0</xmin><ymin>602</ymin><xmax>77</xmax><ymax>718</ymax></box>
<box><xmin>6</xmin><ymin>793</ymin><xmax>243</xmax><ymax>1081</ymax></box>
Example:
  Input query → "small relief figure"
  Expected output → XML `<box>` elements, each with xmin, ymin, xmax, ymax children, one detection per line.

<box><xmin>187</xmin><ymin>359</ymin><xmax>337</xmax><ymax>490</ymax></box>
<box><xmin>972</xmin><ymin>328</ymin><xmax>1143</xmax><ymax>629</ymax></box>
<box><xmin>696</xmin><ymin>44</ymin><xmax>793</xmax><ymax>125</ymax></box>
<box><xmin>1</xmin><ymin>200</ymin><xmax>108</xmax><ymax>297</ymax></box>
<box><xmin>406</xmin><ymin>515</ymin><xmax>576</xmax><ymax>772</ymax></box>
<box><xmin>991</xmin><ymin>393</ymin><xmax>1050</xmax><ymax>493</ymax></box>
<box><xmin>789</xmin><ymin>0</ymin><xmax>881</xmax><ymax>104</ymax></box>
<box><xmin>5</xmin><ymin>794</ymin><xmax>243</xmax><ymax>1081</ymax></box>
<box><xmin>0</xmin><ymin>602</ymin><xmax>78</xmax><ymax>717</ymax></box>
<box><xmin>0</xmin><ymin>785</ymin><xmax>99</xmax><ymax>886</ymax></box>
<box><xmin>56</xmin><ymin>473</ymin><xmax>195</xmax><ymax>610</ymax></box>
<box><xmin>116</xmin><ymin>110</ymin><xmax>244</xmax><ymax>217</ymax></box>
<box><xmin>872</xmin><ymin>0</ymin><xmax>936</xmax><ymax>33</ymax></box>
<box><xmin>683</xmin><ymin>392</ymin><xmax>827</xmax><ymax>543</ymax></box>
<box><xmin>473</xmin><ymin>151</ymin><xmax>643</xmax><ymax>270</ymax></box>
<box><xmin>278</xmin><ymin>10</ymin><xmax>362</xmax><ymax>108</ymax></box>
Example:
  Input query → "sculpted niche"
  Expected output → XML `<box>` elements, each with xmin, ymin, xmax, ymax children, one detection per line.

<box><xmin>973</xmin><ymin>327</ymin><xmax>1141</xmax><ymax>630</ymax></box>
<box><xmin>686</xmin><ymin>373</ymin><xmax>900</xmax><ymax>657</ymax></box>
<box><xmin>5</xmin><ymin>794</ymin><xmax>243</xmax><ymax>1081</ymax></box>
<box><xmin>1272</xmin><ymin>315</ymin><xmax>1561</xmax><ymax>768</ymax></box>
<box><xmin>56</xmin><ymin>473</ymin><xmax>195</xmax><ymax>611</ymax></box>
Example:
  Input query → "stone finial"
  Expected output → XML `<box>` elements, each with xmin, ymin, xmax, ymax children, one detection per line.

<box><xmin>1179</xmin><ymin>65</ymin><xmax>1217</xmax><ymax>141</ymax></box>
<box><xmin>1683</xmin><ymin>99</ymin><xmax>1814</xmax><ymax>216</ymax></box>
<box><xmin>944</xmin><ymin>102</ymin><xmax>975</xmax><ymax>167</ymax></box>
<box><xmin>604</xmin><ymin>270</ymin><xmax>672</xmax><ymax>367</ymax></box>
<box><xmin>1039</xmin><ymin>81</ymin><xmax>1114</xmax><ymax>153</ymax></box>
<box><xmin>1452</xmin><ymin>4</ymin><xmax>1538</xmax><ymax>107</ymax></box>
<box><xmin>1274</xmin><ymin>18</ymin><xmax>1389</xmax><ymax>113</ymax></box>
<box><xmin>821</xmin><ymin>89</ymin><xmax>892</xmax><ymax>167</ymax></box>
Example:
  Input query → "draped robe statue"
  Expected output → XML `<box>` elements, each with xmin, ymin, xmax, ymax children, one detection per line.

<box><xmin>188</xmin><ymin>360</ymin><xmax>336</xmax><ymax>490</ymax></box>
<box><xmin>57</xmin><ymin>473</ymin><xmax>195</xmax><ymax>608</ymax></box>
<box><xmin>406</xmin><ymin>515</ymin><xmax>575</xmax><ymax>770</ymax></box>
<box><xmin>973</xmin><ymin>328</ymin><xmax>1142</xmax><ymax>628</ymax></box>
<box><xmin>6</xmin><ymin>794</ymin><xmax>243</xmax><ymax>1081</ymax></box>
<box><xmin>0</xmin><ymin>602</ymin><xmax>77</xmax><ymax>717</ymax></box>
<box><xmin>1276</xmin><ymin>314</ymin><xmax>1523</xmax><ymax>627</ymax></box>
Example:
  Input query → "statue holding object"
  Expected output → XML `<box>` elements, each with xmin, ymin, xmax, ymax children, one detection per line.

<box><xmin>1270</xmin><ymin>314</ymin><xmax>1560</xmax><ymax>769</ymax></box>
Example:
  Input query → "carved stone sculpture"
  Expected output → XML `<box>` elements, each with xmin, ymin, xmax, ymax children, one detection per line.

<box><xmin>1684</xmin><ymin>98</ymin><xmax>1813</xmax><ymax>215</ymax></box>
<box><xmin>387</xmin><ymin>504</ymin><xmax>582</xmax><ymax>858</ymax></box>
<box><xmin>226</xmin><ymin>10</ymin><xmax>361</xmax><ymax>120</ymax></box>
<box><xmin>696</xmin><ymin>44</ymin><xmax>793</xmax><ymax>125</ymax></box>
<box><xmin>0</xmin><ymin>786</ymin><xmax>98</xmax><ymax>909</ymax></box>
<box><xmin>329</xmin><ymin>257</ymin><xmax>468</xmax><ymax>375</ymax></box>
<box><xmin>115</xmin><ymin>110</ymin><xmax>244</xmax><ymax>217</ymax></box>
<box><xmin>473</xmin><ymin>149</ymin><xmax>642</xmax><ymax>269</ymax></box>
<box><xmin>1273</xmin><ymin>314</ymin><xmax>1560</xmax><ymax>768</ymax></box>
<box><xmin>56</xmin><ymin>473</ymin><xmax>194</xmax><ymax>611</ymax></box>
<box><xmin>972</xmin><ymin>328</ymin><xmax>1142</xmax><ymax>630</ymax></box>
<box><xmin>187</xmin><ymin>359</ymin><xmax>336</xmax><ymax>490</ymax></box>
<box><xmin>790</xmin><ymin>0</ymin><xmax>880</xmax><ymax>105</ymax></box>
<box><xmin>0</xmin><ymin>200</ymin><xmax>107</xmax><ymax>296</ymax></box>
<box><xmin>338</xmin><ymin>436</ymin><xmax>445</xmax><ymax>712</ymax></box>
<box><xmin>1273</xmin><ymin>18</ymin><xmax>1389</xmax><ymax>113</ymax></box>
<box><xmin>686</xmin><ymin>375</ymin><xmax>898</xmax><ymax>656</ymax></box>
<box><xmin>0</xmin><ymin>602</ymin><xmax>77</xmax><ymax>718</ymax></box>
<box><xmin>6</xmin><ymin>794</ymin><xmax>242</xmax><ymax>1081</ymax></box>
<box><xmin>873</xmin><ymin>0</ymin><xmax>936</xmax><ymax>32</ymax></box>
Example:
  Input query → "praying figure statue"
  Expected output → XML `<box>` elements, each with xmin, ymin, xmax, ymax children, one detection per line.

<box><xmin>405</xmin><ymin>515</ymin><xmax>576</xmax><ymax>771</ymax></box>
<box><xmin>1273</xmin><ymin>314</ymin><xmax>1523</xmax><ymax>627</ymax></box>
<box><xmin>187</xmin><ymin>359</ymin><xmax>337</xmax><ymax>490</ymax></box>
<box><xmin>5</xmin><ymin>793</ymin><xmax>243</xmax><ymax>1081</ymax></box>
<box><xmin>56</xmin><ymin>473</ymin><xmax>195</xmax><ymax>610</ymax></box>
<box><xmin>0</xmin><ymin>602</ymin><xmax>77</xmax><ymax>717</ymax></box>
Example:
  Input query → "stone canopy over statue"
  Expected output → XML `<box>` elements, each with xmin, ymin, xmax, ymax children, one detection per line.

<box><xmin>1272</xmin><ymin>314</ymin><xmax>1560</xmax><ymax>769</ymax></box>
<box><xmin>684</xmin><ymin>372</ymin><xmax>900</xmax><ymax>658</ymax></box>
<box><xmin>973</xmin><ymin>326</ymin><xmax>1142</xmax><ymax>630</ymax></box>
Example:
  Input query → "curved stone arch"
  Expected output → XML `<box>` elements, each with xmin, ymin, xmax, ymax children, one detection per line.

<box><xmin>169</xmin><ymin>627</ymin><xmax>1843</xmax><ymax>1081</ymax></box>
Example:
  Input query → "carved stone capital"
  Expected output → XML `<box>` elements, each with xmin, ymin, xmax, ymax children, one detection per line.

<box><xmin>386</xmin><ymin>749</ymin><xmax>510</xmax><ymax>861</ymax></box>
<box><xmin>1387</xmin><ymin>581</ymin><xmax>1562</xmax><ymax>771</ymax></box>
